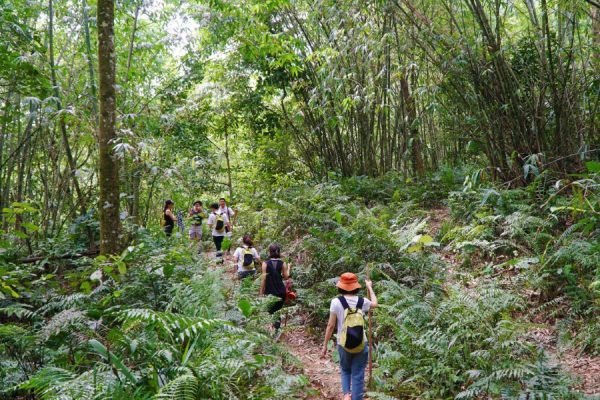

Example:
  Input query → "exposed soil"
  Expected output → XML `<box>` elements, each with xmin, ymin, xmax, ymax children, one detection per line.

<box><xmin>528</xmin><ymin>327</ymin><xmax>600</xmax><ymax>395</ymax></box>
<box><xmin>280</xmin><ymin>324</ymin><xmax>341</xmax><ymax>400</ymax></box>
<box><xmin>204</xmin><ymin>249</ymin><xmax>343</xmax><ymax>399</ymax></box>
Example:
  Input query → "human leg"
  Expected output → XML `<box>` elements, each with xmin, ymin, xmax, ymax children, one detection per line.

<box><xmin>237</xmin><ymin>270</ymin><xmax>255</xmax><ymax>280</ymax></box>
<box><xmin>350</xmin><ymin>345</ymin><xmax>368</xmax><ymax>400</ymax></box>
<box><xmin>189</xmin><ymin>226</ymin><xmax>202</xmax><ymax>252</ymax></box>
<box><xmin>337</xmin><ymin>346</ymin><xmax>352</xmax><ymax>397</ymax></box>
<box><xmin>213</xmin><ymin>235</ymin><xmax>224</xmax><ymax>258</ymax></box>
<box><xmin>267</xmin><ymin>297</ymin><xmax>284</xmax><ymax>330</ymax></box>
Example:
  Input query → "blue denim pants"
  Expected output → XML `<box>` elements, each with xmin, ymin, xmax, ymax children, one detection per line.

<box><xmin>337</xmin><ymin>344</ymin><xmax>368</xmax><ymax>400</ymax></box>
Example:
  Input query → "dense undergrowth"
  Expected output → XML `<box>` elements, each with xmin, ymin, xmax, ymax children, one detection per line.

<box><xmin>0</xmin><ymin>234</ymin><xmax>308</xmax><ymax>399</ymax></box>
<box><xmin>1</xmin><ymin>166</ymin><xmax>599</xmax><ymax>399</ymax></box>
<box><xmin>244</xmin><ymin>167</ymin><xmax>599</xmax><ymax>399</ymax></box>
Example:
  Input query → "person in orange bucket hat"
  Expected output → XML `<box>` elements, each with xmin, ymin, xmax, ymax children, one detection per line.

<box><xmin>321</xmin><ymin>272</ymin><xmax>378</xmax><ymax>400</ymax></box>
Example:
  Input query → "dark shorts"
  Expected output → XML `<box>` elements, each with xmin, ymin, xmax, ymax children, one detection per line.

<box><xmin>237</xmin><ymin>270</ymin><xmax>256</xmax><ymax>280</ymax></box>
<box><xmin>164</xmin><ymin>224</ymin><xmax>174</xmax><ymax>236</ymax></box>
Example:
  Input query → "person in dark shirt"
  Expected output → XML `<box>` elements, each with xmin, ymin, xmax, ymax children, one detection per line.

<box><xmin>259</xmin><ymin>243</ymin><xmax>290</xmax><ymax>332</ymax></box>
<box><xmin>163</xmin><ymin>200</ymin><xmax>175</xmax><ymax>237</ymax></box>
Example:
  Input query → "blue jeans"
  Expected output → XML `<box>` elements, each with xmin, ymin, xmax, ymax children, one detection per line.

<box><xmin>338</xmin><ymin>344</ymin><xmax>368</xmax><ymax>400</ymax></box>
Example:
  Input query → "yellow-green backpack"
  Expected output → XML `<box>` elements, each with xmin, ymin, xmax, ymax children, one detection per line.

<box><xmin>338</xmin><ymin>296</ymin><xmax>366</xmax><ymax>354</ymax></box>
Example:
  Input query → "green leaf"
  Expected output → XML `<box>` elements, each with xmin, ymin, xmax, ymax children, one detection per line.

<box><xmin>80</xmin><ymin>281</ymin><xmax>91</xmax><ymax>293</ymax></box>
<box><xmin>13</xmin><ymin>230</ymin><xmax>28</xmax><ymax>239</ymax></box>
<box><xmin>163</xmin><ymin>264</ymin><xmax>174</xmax><ymax>279</ymax></box>
<box><xmin>407</xmin><ymin>244</ymin><xmax>422</xmax><ymax>253</ymax></box>
<box><xmin>89</xmin><ymin>339</ymin><xmax>137</xmax><ymax>384</ymax></box>
<box><xmin>21</xmin><ymin>222</ymin><xmax>39</xmax><ymax>232</ymax></box>
<box><xmin>335</xmin><ymin>210</ymin><xmax>342</xmax><ymax>224</ymax></box>
<box><xmin>1</xmin><ymin>283</ymin><xmax>20</xmax><ymax>298</ymax></box>
<box><xmin>238</xmin><ymin>298</ymin><xmax>253</xmax><ymax>318</ymax></box>
<box><xmin>585</xmin><ymin>161</ymin><xmax>600</xmax><ymax>173</ymax></box>
<box><xmin>116</xmin><ymin>260</ymin><xmax>127</xmax><ymax>275</ymax></box>
<box><xmin>418</xmin><ymin>234</ymin><xmax>434</xmax><ymax>244</ymax></box>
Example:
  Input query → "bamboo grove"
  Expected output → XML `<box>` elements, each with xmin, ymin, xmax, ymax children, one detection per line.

<box><xmin>2</xmin><ymin>0</ymin><xmax>599</xmax><ymax>254</ymax></box>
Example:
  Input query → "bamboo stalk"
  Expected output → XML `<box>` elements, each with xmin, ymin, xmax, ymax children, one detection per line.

<box><xmin>366</xmin><ymin>263</ymin><xmax>373</xmax><ymax>387</ymax></box>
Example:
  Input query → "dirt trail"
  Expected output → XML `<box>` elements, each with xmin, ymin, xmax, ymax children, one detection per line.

<box><xmin>201</xmin><ymin>249</ymin><xmax>343</xmax><ymax>399</ymax></box>
<box><xmin>281</xmin><ymin>324</ymin><xmax>341</xmax><ymax>400</ymax></box>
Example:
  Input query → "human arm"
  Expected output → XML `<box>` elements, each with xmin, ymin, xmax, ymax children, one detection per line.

<box><xmin>253</xmin><ymin>248</ymin><xmax>261</xmax><ymax>262</ymax></box>
<box><xmin>259</xmin><ymin>262</ymin><xmax>267</xmax><ymax>296</ymax></box>
<box><xmin>165</xmin><ymin>209</ymin><xmax>175</xmax><ymax>220</ymax></box>
<box><xmin>282</xmin><ymin>262</ymin><xmax>290</xmax><ymax>280</ymax></box>
<box><xmin>321</xmin><ymin>312</ymin><xmax>337</xmax><ymax>357</ymax></box>
<box><xmin>365</xmin><ymin>279</ymin><xmax>378</xmax><ymax>308</ymax></box>
<box><xmin>228</xmin><ymin>208</ymin><xmax>236</xmax><ymax>230</ymax></box>
<box><xmin>233</xmin><ymin>248</ymin><xmax>240</xmax><ymax>273</ymax></box>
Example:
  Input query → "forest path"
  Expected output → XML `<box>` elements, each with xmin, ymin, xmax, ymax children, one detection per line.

<box><xmin>280</xmin><ymin>324</ymin><xmax>341</xmax><ymax>400</ymax></box>
<box><xmin>200</xmin><ymin>248</ymin><xmax>342</xmax><ymax>399</ymax></box>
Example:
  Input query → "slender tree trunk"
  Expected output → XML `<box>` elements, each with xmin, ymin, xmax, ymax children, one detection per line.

<box><xmin>82</xmin><ymin>0</ymin><xmax>98</xmax><ymax>120</ymax></box>
<box><xmin>593</xmin><ymin>5</ymin><xmax>600</xmax><ymax>63</ymax></box>
<box><xmin>400</xmin><ymin>74</ymin><xmax>424</xmax><ymax>177</ymax></box>
<box><xmin>49</xmin><ymin>0</ymin><xmax>95</xmax><ymax>249</ymax></box>
<box><xmin>124</xmin><ymin>0</ymin><xmax>142</xmax><ymax>224</ymax></box>
<box><xmin>224</xmin><ymin>117</ymin><xmax>234</xmax><ymax>203</ymax></box>
<box><xmin>98</xmin><ymin>0</ymin><xmax>121</xmax><ymax>255</ymax></box>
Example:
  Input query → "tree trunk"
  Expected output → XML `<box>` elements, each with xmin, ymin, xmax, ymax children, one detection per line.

<box><xmin>400</xmin><ymin>74</ymin><xmax>424</xmax><ymax>178</ymax></box>
<box><xmin>82</xmin><ymin>0</ymin><xmax>98</xmax><ymax>120</ymax></box>
<box><xmin>49</xmin><ymin>0</ymin><xmax>95</xmax><ymax>250</ymax></box>
<box><xmin>224</xmin><ymin>117</ymin><xmax>234</xmax><ymax>203</ymax></box>
<box><xmin>98</xmin><ymin>0</ymin><xmax>121</xmax><ymax>255</ymax></box>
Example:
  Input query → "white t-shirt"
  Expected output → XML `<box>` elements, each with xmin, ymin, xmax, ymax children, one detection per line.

<box><xmin>207</xmin><ymin>212</ymin><xmax>229</xmax><ymax>237</ymax></box>
<box><xmin>329</xmin><ymin>295</ymin><xmax>372</xmax><ymax>339</ymax></box>
<box><xmin>219</xmin><ymin>206</ymin><xmax>234</xmax><ymax>219</ymax></box>
<box><xmin>233</xmin><ymin>246</ymin><xmax>260</xmax><ymax>272</ymax></box>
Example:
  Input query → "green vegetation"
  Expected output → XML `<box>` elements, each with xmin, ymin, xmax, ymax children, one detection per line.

<box><xmin>1</xmin><ymin>0</ymin><xmax>599</xmax><ymax>398</ymax></box>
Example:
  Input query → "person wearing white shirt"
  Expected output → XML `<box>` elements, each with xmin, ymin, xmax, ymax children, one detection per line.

<box><xmin>218</xmin><ymin>197</ymin><xmax>235</xmax><ymax>233</ymax></box>
<box><xmin>232</xmin><ymin>234</ymin><xmax>260</xmax><ymax>279</ymax></box>
<box><xmin>207</xmin><ymin>203</ymin><xmax>229</xmax><ymax>259</ymax></box>
<box><xmin>321</xmin><ymin>272</ymin><xmax>378</xmax><ymax>400</ymax></box>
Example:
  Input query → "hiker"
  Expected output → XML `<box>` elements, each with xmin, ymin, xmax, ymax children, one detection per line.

<box><xmin>233</xmin><ymin>234</ymin><xmax>260</xmax><ymax>279</ymax></box>
<box><xmin>218</xmin><ymin>198</ymin><xmax>236</xmax><ymax>255</ymax></box>
<box><xmin>218</xmin><ymin>198</ymin><xmax>236</xmax><ymax>232</ymax></box>
<box><xmin>259</xmin><ymin>243</ymin><xmax>290</xmax><ymax>332</ymax></box>
<box><xmin>163</xmin><ymin>200</ymin><xmax>176</xmax><ymax>237</ymax></box>
<box><xmin>321</xmin><ymin>273</ymin><xmax>378</xmax><ymax>400</ymax></box>
<box><xmin>207</xmin><ymin>203</ymin><xmax>229</xmax><ymax>259</ymax></box>
<box><xmin>188</xmin><ymin>201</ymin><xmax>206</xmax><ymax>251</ymax></box>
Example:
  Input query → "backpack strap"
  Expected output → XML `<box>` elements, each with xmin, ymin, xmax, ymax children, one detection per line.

<box><xmin>338</xmin><ymin>296</ymin><xmax>350</xmax><ymax>310</ymax></box>
<box><xmin>356</xmin><ymin>296</ymin><xmax>364</xmax><ymax>311</ymax></box>
<box><xmin>338</xmin><ymin>296</ymin><xmax>363</xmax><ymax>310</ymax></box>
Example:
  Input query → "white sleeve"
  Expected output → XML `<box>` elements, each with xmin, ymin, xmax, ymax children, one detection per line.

<box><xmin>233</xmin><ymin>248</ymin><xmax>241</xmax><ymax>260</ymax></box>
<box><xmin>253</xmin><ymin>248</ymin><xmax>260</xmax><ymax>258</ymax></box>
<box><xmin>207</xmin><ymin>214</ymin><xmax>214</xmax><ymax>225</ymax></box>
<box><xmin>329</xmin><ymin>298</ymin><xmax>338</xmax><ymax>314</ymax></box>
<box><xmin>362</xmin><ymin>298</ymin><xmax>372</xmax><ymax>312</ymax></box>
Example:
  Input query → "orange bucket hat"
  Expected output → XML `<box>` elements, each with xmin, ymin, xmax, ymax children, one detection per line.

<box><xmin>336</xmin><ymin>272</ymin><xmax>361</xmax><ymax>291</ymax></box>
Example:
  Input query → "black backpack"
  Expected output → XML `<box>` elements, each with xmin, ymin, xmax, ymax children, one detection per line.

<box><xmin>242</xmin><ymin>247</ymin><xmax>255</xmax><ymax>269</ymax></box>
<box><xmin>214</xmin><ymin>213</ymin><xmax>225</xmax><ymax>232</ymax></box>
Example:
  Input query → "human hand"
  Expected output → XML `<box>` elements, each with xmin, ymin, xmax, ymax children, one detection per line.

<box><xmin>365</xmin><ymin>279</ymin><xmax>373</xmax><ymax>288</ymax></box>
<box><xmin>320</xmin><ymin>346</ymin><xmax>328</xmax><ymax>359</ymax></box>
